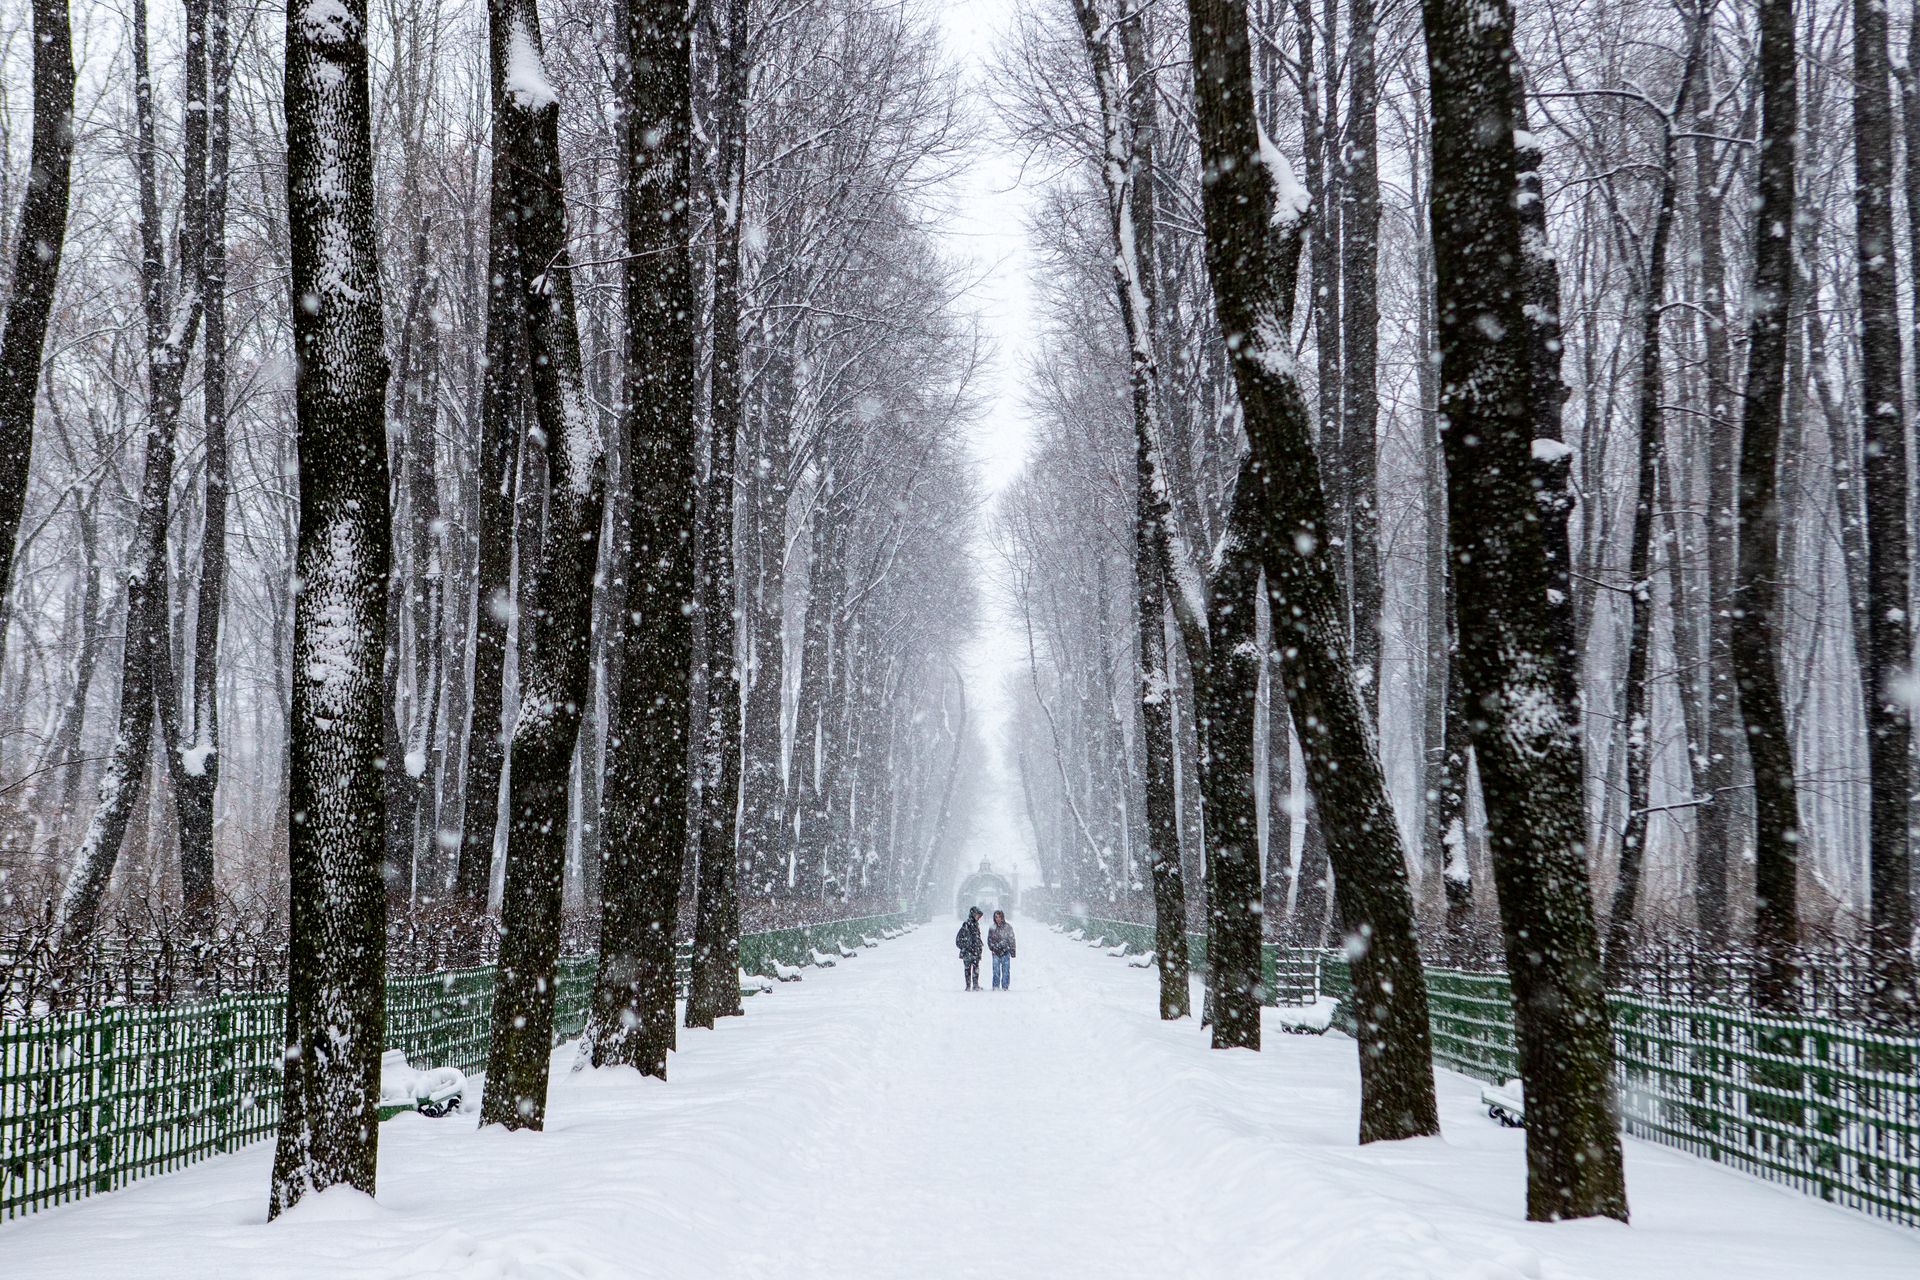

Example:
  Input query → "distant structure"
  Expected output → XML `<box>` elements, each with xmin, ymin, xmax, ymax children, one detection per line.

<box><xmin>955</xmin><ymin>859</ymin><xmax>1017</xmax><ymax>920</ymax></box>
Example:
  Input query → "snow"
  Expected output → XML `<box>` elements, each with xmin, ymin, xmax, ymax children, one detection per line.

<box><xmin>504</xmin><ymin>19</ymin><xmax>558</xmax><ymax>111</ymax></box>
<box><xmin>1255</xmin><ymin>118</ymin><xmax>1311</xmax><ymax>227</ymax></box>
<box><xmin>3</xmin><ymin>926</ymin><xmax>1914</xmax><ymax>1277</ymax></box>
<box><xmin>1272</xmin><ymin>994</ymin><xmax>1341</xmax><ymax>1034</ymax></box>
<box><xmin>1531</xmin><ymin>437</ymin><xmax>1574</xmax><ymax>464</ymax></box>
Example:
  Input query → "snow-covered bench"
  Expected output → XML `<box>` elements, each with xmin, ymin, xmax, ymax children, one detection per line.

<box><xmin>1480</xmin><ymin>1078</ymin><xmax>1525</xmax><ymax>1128</ymax></box>
<box><xmin>379</xmin><ymin>1049</ymin><xmax>467</xmax><ymax>1119</ymax></box>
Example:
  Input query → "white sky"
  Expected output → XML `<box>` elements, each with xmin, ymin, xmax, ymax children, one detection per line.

<box><xmin>933</xmin><ymin>1</ymin><xmax>1045</xmax><ymax>891</ymax></box>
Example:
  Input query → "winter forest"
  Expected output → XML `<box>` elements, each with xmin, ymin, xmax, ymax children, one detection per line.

<box><xmin>1</xmin><ymin>0</ymin><xmax>1919</xmax><ymax>1272</ymax></box>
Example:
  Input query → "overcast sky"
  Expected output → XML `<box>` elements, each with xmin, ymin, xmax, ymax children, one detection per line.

<box><xmin>933</xmin><ymin>0</ymin><xmax>1045</xmax><ymax>890</ymax></box>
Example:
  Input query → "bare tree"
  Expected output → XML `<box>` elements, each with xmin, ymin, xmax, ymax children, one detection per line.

<box><xmin>0</xmin><ymin>0</ymin><xmax>74</xmax><ymax>638</ymax></box>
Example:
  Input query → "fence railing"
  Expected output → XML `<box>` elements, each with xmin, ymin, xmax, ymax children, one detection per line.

<box><xmin>0</xmin><ymin>912</ymin><xmax>908</xmax><ymax>1223</ymax></box>
<box><xmin>1319</xmin><ymin>958</ymin><xmax>1920</xmax><ymax>1229</ymax></box>
<box><xmin>1061</xmin><ymin>915</ymin><xmax>1918</xmax><ymax>1229</ymax></box>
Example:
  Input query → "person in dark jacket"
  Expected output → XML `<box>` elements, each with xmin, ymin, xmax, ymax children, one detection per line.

<box><xmin>956</xmin><ymin>906</ymin><xmax>984</xmax><ymax>990</ymax></box>
<box><xmin>988</xmin><ymin>910</ymin><xmax>1016</xmax><ymax>990</ymax></box>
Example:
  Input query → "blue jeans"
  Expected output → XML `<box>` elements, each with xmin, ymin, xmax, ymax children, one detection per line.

<box><xmin>992</xmin><ymin>953</ymin><xmax>1011</xmax><ymax>989</ymax></box>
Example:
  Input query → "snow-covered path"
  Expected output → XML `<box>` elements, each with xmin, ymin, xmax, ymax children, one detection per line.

<box><xmin>4</xmin><ymin>922</ymin><xmax>1917</xmax><ymax>1278</ymax></box>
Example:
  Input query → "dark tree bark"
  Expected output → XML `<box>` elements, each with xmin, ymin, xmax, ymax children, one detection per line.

<box><xmin>478</xmin><ymin>0</ymin><xmax>606</xmax><ymax>1130</ymax></box>
<box><xmin>1437</xmin><ymin>606</ymin><xmax>1475</xmax><ymax>959</ymax></box>
<box><xmin>1422</xmin><ymin>0</ymin><xmax>1627</xmax><ymax>1221</ymax></box>
<box><xmin>589</xmin><ymin>0</ymin><xmax>697</xmax><ymax>1077</ymax></box>
<box><xmin>1854</xmin><ymin>0</ymin><xmax>1916</xmax><ymax>1027</ymax></box>
<box><xmin>1260</xmin><ymin>675</ymin><xmax>1293</xmax><ymax>934</ymax></box>
<box><xmin>1692</xmin><ymin>63</ymin><xmax>1737</xmax><ymax>946</ymax></box>
<box><xmin>1203</xmin><ymin>459</ymin><xmax>1264</xmax><ymax>1049</ymax></box>
<box><xmin>1292</xmin><ymin>0</ymin><xmax>1342</xmax><ymax>627</ymax></box>
<box><xmin>1184</xmin><ymin>0</ymin><xmax>1437</xmax><ymax>1142</ymax></box>
<box><xmin>157</xmin><ymin>0</ymin><xmax>222</xmax><ymax>925</ymax></box>
<box><xmin>1606</xmin><ymin>26</ymin><xmax>1705</xmax><ymax>984</ymax></box>
<box><xmin>384</xmin><ymin>222</ymin><xmax>434</xmax><ymax>899</ymax></box>
<box><xmin>687</xmin><ymin>0</ymin><xmax>749</xmax><ymax>1029</ymax></box>
<box><xmin>1512</xmin><ymin>95</ymin><xmax>1577</xmax><ymax>704</ymax></box>
<box><xmin>1134</xmin><ymin>484</ymin><xmax>1190</xmax><ymax>1020</ymax></box>
<box><xmin>455</xmin><ymin>117</ymin><xmax>531</xmax><ymax>906</ymax></box>
<box><xmin>1738</xmin><ymin>0</ymin><xmax>1801</xmax><ymax>1015</ymax></box>
<box><xmin>270</xmin><ymin>0</ymin><xmax>391</xmax><ymax>1216</ymax></box>
<box><xmin>0</xmin><ymin>0</ymin><xmax>75</xmax><ymax>637</ymax></box>
<box><xmin>1071</xmin><ymin>0</ymin><xmax>1193</xmax><ymax>1018</ymax></box>
<box><xmin>736</xmin><ymin>341</ymin><xmax>794</xmax><ymax>899</ymax></box>
<box><xmin>1338</xmin><ymin>0</ymin><xmax>1381</xmax><ymax>711</ymax></box>
<box><xmin>185</xmin><ymin>0</ymin><xmax>231</xmax><ymax>925</ymax></box>
<box><xmin>402</xmin><ymin>242</ymin><xmax>444</xmax><ymax>891</ymax></box>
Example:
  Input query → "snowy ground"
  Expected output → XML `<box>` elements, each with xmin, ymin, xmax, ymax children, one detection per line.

<box><xmin>4</xmin><ymin>923</ymin><xmax>1916</xmax><ymax>1278</ymax></box>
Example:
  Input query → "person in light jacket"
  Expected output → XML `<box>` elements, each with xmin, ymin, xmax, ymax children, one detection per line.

<box><xmin>956</xmin><ymin>906</ymin><xmax>984</xmax><ymax>990</ymax></box>
<box><xmin>988</xmin><ymin>910</ymin><xmax>1016</xmax><ymax>991</ymax></box>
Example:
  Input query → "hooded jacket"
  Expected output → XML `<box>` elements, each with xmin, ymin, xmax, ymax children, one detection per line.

<box><xmin>988</xmin><ymin>920</ymin><xmax>1016</xmax><ymax>958</ymax></box>
<box><xmin>955</xmin><ymin>910</ymin><xmax>983</xmax><ymax>960</ymax></box>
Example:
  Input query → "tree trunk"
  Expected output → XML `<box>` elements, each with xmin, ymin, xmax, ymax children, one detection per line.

<box><xmin>1738</xmin><ymin>0</ymin><xmax>1802</xmax><ymax>1015</ymax></box>
<box><xmin>1184</xmin><ymin>0</ymin><xmax>1437</xmax><ymax>1143</ymax></box>
<box><xmin>1072</xmin><ymin>0</ymin><xmax>1194</xmax><ymax>1020</ymax></box>
<box><xmin>1203</xmin><ymin>460</ymin><xmax>1264</xmax><ymax>1049</ymax></box>
<box><xmin>0</xmin><ymin>0</ymin><xmax>75</xmax><ymax>639</ymax></box>
<box><xmin>456</xmin><ymin>108</ymin><xmax>531</xmax><ymax>906</ymax></box>
<box><xmin>1606</xmin><ymin>28</ymin><xmax>1704</xmax><ymax>983</ymax></box>
<box><xmin>1339</xmin><ymin>0</ymin><xmax>1381</xmax><ymax>712</ymax></box>
<box><xmin>479</xmin><ymin>0</ymin><xmax>605</xmax><ymax>1128</ymax></box>
<box><xmin>157</xmin><ymin>0</ymin><xmax>222</xmax><ymax>925</ymax></box>
<box><xmin>1421</xmin><ymin>0</ymin><xmax>1628</xmax><ymax>1221</ymax></box>
<box><xmin>270</xmin><ymin>0</ymin><xmax>391</xmax><ymax>1215</ymax></box>
<box><xmin>687</xmin><ymin>0</ymin><xmax>749</xmax><ymax>1029</ymax></box>
<box><xmin>1855</xmin><ymin>0</ymin><xmax>1916</xmax><ymax>1027</ymax></box>
<box><xmin>1693</xmin><ymin>63</ymin><xmax>1738</xmax><ymax>947</ymax></box>
<box><xmin>184</xmin><ymin>0</ymin><xmax>231</xmax><ymax>925</ymax></box>
<box><xmin>588</xmin><ymin>0</ymin><xmax>697</xmax><ymax>1077</ymax></box>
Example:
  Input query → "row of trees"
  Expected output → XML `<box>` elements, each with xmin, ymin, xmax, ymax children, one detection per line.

<box><xmin>993</xmin><ymin>0</ymin><xmax>1920</xmax><ymax>1224</ymax></box>
<box><xmin>0</xmin><ymin>0</ymin><xmax>984</xmax><ymax>1216</ymax></box>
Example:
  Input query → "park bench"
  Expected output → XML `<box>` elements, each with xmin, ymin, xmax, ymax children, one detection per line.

<box><xmin>379</xmin><ymin>1048</ymin><xmax>467</xmax><ymax>1120</ymax></box>
<box><xmin>1480</xmin><ymin>1078</ymin><xmax>1525</xmax><ymax>1128</ymax></box>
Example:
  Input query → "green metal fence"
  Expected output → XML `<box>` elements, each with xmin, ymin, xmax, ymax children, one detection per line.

<box><xmin>0</xmin><ymin>913</ymin><xmax>908</xmax><ymax>1222</ymax></box>
<box><xmin>1060</xmin><ymin>916</ymin><xmax>1320</xmax><ymax>1006</ymax></box>
<box><xmin>735</xmin><ymin>914</ymin><xmax>907</xmax><ymax>982</ymax></box>
<box><xmin>1320</xmin><ymin>957</ymin><xmax>1920</xmax><ymax>1228</ymax></box>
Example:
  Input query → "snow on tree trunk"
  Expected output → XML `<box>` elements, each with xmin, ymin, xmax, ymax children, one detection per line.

<box><xmin>1183</xmin><ymin>0</ymin><xmax>1437</xmax><ymax>1142</ymax></box>
<box><xmin>1692</xmin><ymin>59</ymin><xmax>1739</xmax><ymax>949</ymax></box>
<box><xmin>1854</xmin><ymin>0</ymin><xmax>1917</xmax><ymax>1029</ymax></box>
<box><xmin>158</xmin><ymin>0</ymin><xmax>220</xmax><ymax>924</ymax></box>
<box><xmin>1338</xmin><ymin>0</ymin><xmax>1381</xmax><ymax>718</ymax></box>
<box><xmin>0</xmin><ymin>0</ymin><xmax>75</xmax><ymax>641</ymax></box>
<box><xmin>183</xmin><ymin>0</ymin><xmax>232</xmax><ymax>928</ymax></box>
<box><xmin>1071</xmin><ymin>0</ymin><xmax>1194</xmax><ymax>1021</ymax></box>
<box><xmin>1420</xmin><ymin>0</ymin><xmax>1628</xmax><ymax>1221</ymax></box>
<box><xmin>1605</xmin><ymin>23</ymin><xmax>1706</xmax><ymax>986</ymax></box>
<box><xmin>687</xmin><ymin>0</ymin><xmax>749</xmax><ymax>1030</ymax></box>
<box><xmin>478</xmin><ymin>0</ymin><xmax>606</xmax><ymax>1130</ymax></box>
<box><xmin>1737</xmin><ymin>0</ymin><xmax>1802</xmax><ymax>1016</ymax></box>
<box><xmin>1204</xmin><ymin>458</ymin><xmax>1264</xmax><ymax>1050</ymax></box>
<box><xmin>588</xmin><ymin>0</ymin><xmax>697</xmax><ymax>1078</ymax></box>
<box><xmin>270</xmin><ymin>0</ymin><xmax>392</xmax><ymax>1217</ymax></box>
<box><xmin>456</xmin><ymin>121</ymin><xmax>531</xmax><ymax>907</ymax></box>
